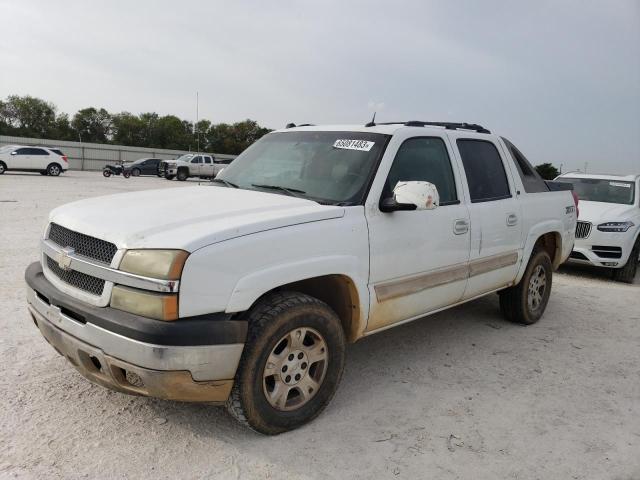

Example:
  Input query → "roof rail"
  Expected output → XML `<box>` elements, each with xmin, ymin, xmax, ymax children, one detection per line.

<box><xmin>376</xmin><ymin>121</ymin><xmax>491</xmax><ymax>134</ymax></box>
<box><xmin>284</xmin><ymin>123</ymin><xmax>316</xmax><ymax>129</ymax></box>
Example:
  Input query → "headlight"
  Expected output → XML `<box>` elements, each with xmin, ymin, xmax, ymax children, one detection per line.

<box><xmin>111</xmin><ymin>285</ymin><xmax>178</xmax><ymax>321</ymax></box>
<box><xmin>119</xmin><ymin>250</ymin><xmax>189</xmax><ymax>279</ymax></box>
<box><xmin>597</xmin><ymin>221</ymin><xmax>635</xmax><ymax>233</ymax></box>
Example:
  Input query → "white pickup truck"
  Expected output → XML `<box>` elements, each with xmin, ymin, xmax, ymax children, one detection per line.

<box><xmin>164</xmin><ymin>153</ymin><xmax>232</xmax><ymax>181</ymax></box>
<box><xmin>25</xmin><ymin>121</ymin><xmax>576</xmax><ymax>434</ymax></box>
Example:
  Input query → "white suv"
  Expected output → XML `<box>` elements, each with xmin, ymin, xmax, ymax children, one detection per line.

<box><xmin>557</xmin><ymin>173</ymin><xmax>640</xmax><ymax>282</ymax></box>
<box><xmin>0</xmin><ymin>145</ymin><xmax>69</xmax><ymax>176</ymax></box>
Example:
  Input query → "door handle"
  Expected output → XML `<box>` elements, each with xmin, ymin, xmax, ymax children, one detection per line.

<box><xmin>453</xmin><ymin>219</ymin><xmax>469</xmax><ymax>235</ymax></box>
<box><xmin>506</xmin><ymin>213</ymin><xmax>518</xmax><ymax>226</ymax></box>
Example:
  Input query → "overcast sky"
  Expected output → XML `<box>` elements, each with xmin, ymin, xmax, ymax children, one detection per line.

<box><xmin>1</xmin><ymin>0</ymin><xmax>638</xmax><ymax>174</ymax></box>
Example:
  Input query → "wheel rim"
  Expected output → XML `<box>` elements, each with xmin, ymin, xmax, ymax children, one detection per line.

<box><xmin>50</xmin><ymin>165</ymin><xmax>60</xmax><ymax>175</ymax></box>
<box><xmin>0</xmin><ymin>164</ymin><xmax>4</xmax><ymax>173</ymax></box>
<box><xmin>527</xmin><ymin>265</ymin><xmax>547</xmax><ymax>313</ymax></box>
<box><xmin>262</xmin><ymin>327</ymin><xmax>328</xmax><ymax>411</ymax></box>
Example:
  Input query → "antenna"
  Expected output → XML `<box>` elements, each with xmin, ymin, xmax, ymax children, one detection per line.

<box><xmin>365</xmin><ymin>112</ymin><xmax>376</xmax><ymax>127</ymax></box>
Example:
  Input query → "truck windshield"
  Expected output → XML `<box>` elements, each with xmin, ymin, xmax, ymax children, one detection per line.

<box><xmin>175</xmin><ymin>154</ymin><xmax>194</xmax><ymax>162</ymax></box>
<box><xmin>559</xmin><ymin>177</ymin><xmax>635</xmax><ymax>205</ymax></box>
<box><xmin>215</xmin><ymin>131</ymin><xmax>389</xmax><ymax>205</ymax></box>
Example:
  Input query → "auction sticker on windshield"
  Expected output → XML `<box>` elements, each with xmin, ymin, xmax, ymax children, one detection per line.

<box><xmin>610</xmin><ymin>182</ymin><xmax>631</xmax><ymax>188</ymax></box>
<box><xmin>333</xmin><ymin>139</ymin><xmax>375</xmax><ymax>151</ymax></box>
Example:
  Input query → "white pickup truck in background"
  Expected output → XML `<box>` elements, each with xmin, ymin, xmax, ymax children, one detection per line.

<box><xmin>164</xmin><ymin>153</ymin><xmax>233</xmax><ymax>181</ymax></box>
<box><xmin>557</xmin><ymin>173</ymin><xmax>639</xmax><ymax>283</ymax></box>
<box><xmin>25</xmin><ymin>121</ymin><xmax>576</xmax><ymax>434</ymax></box>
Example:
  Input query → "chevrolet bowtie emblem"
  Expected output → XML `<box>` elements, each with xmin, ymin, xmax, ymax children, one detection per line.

<box><xmin>56</xmin><ymin>247</ymin><xmax>75</xmax><ymax>271</ymax></box>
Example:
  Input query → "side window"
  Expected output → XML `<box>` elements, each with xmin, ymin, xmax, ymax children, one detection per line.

<box><xmin>15</xmin><ymin>148</ymin><xmax>30</xmax><ymax>155</ymax></box>
<box><xmin>501</xmin><ymin>137</ymin><xmax>549</xmax><ymax>193</ymax></box>
<box><xmin>204</xmin><ymin>156</ymin><xmax>212</xmax><ymax>164</ymax></box>
<box><xmin>32</xmin><ymin>148</ymin><xmax>49</xmax><ymax>155</ymax></box>
<box><xmin>191</xmin><ymin>156</ymin><xmax>202</xmax><ymax>164</ymax></box>
<box><xmin>383</xmin><ymin>137</ymin><xmax>458</xmax><ymax>204</ymax></box>
<box><xmin>457</xmin><ymin>139</ymin><xmax>511</xmax><ymax>203</ymax></box>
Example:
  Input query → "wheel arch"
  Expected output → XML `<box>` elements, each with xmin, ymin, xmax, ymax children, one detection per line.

<box><xmin>515</xmin><ymin>223</ymin><xmax>565</xmax><ymax>284</ymax></box>
<box><xmin>226</xmin><ymin>258</ymin><xmax>369</xmax><ymax>343</ymax></box>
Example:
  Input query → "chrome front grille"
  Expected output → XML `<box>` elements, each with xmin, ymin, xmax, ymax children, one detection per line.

<box><xmin>48</xmin><ymin>223</ymin><xmax>117</xmax><ymax>264</ymax></box>
<box><xmin>46</xmin><ymin>256</ymin><xmax>106</xmax><ymax>296</ymax></box>
<box><xmin>575</xmin><ymin>221</ymin><xmax>592</xmax><ymax>239</ymax></box>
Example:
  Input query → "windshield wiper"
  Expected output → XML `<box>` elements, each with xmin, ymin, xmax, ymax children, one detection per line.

<box><xmin>211</xmin><ymin>178</ymin><xmax>239</xmax><ymax>188</ymax></box>
<box><xmin>251</xmin><ymin>183</ymin><xmax>306</xmax><ymax>197</ymax></box>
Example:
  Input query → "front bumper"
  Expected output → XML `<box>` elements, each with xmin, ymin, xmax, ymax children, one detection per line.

<box><xmin>25</xmin><ymin>262</ymin><xmax>246</xmax><ymax>403</ymax></box>
<box><xmin>567</xmin><ymin>229</ymin><xmax>636</xmax><ymax>268</ymax></box>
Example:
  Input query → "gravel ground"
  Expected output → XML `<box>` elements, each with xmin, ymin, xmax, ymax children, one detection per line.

<box><xmin>1</xmin><ymin>171</ymin><xmax>639</xmax><ymax>480</ymax></box>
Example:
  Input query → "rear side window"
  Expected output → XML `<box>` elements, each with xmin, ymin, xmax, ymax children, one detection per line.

<box><xmin>204</xmin><ymin>156</ymin><xmax>212</xmax><ymax>164</ymax></box>
<box><xmin>383</xmin><ymin>137</ymin><xmax>458</xmax><ymax>204</ymax></box>
<box><xmin>31</xmin><ymin>148</ymin><xmax>49</xmax><ymax>155</ymax></box>
<box><xmin>457</xmin><ymin>139</ymin><xmax>511</xmax><ymax>202</ymax></box>
<box><xmin>502</xmin><ymin>137</ymin><xmax>548</xmax><ymax>193</ymax></box>
<box><xmin>49</xmin><ymin>149</ymin><xmax>64</xmax><ymax>156</ymax></box>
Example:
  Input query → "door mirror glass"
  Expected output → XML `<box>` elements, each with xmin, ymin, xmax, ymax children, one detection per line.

<box><xmin>11</xmin><ymin>151</ymin><xmax>17</xmax><ymax>155</ymax></box>
<box><xmin>381</xmin><ymin>181</ymin><xmax>439</xmax><ymax>212</ymax></box>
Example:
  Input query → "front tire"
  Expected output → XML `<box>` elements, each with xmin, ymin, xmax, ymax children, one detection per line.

<box><xmin>226</xmin><ymin>291</ymin><xmax>346</xmax><ymax>435</ymax></box>
<box><xmin>613</xmin><ymin>238</ymin><xmax>639</xmax><ymax>284</ymax></box>
<box><xmin>46</xmin><ymin>163</ymin><xmax>61</xmax><ymax>176</ymax></box>
<box><xmin>0</xmin><ymin>162</ymin><xmax>6</xmax><ymax>174</ymax></box>
<box><xmin>103</xmin><ymin>170</ymin><xmax>111</xmax><ymax>177</ymax></box>
<box><xmin>177</xmin><ymin>169</ymin><xmax>188</xmax><ymax>181</ymax></box>
<box><xmin>165</xmin><ymin>175</ymin><xmax>175</xmax><ymax>180</ymax></box>
<box><xmin>499</xmin><ymin>248</ymin><xmax>552</xmax><ymax>325</ymax></box>
<box><xmin>131</xmin><ymin>168</ymin><xmax>141</xmax><ymax>177</ymax></box>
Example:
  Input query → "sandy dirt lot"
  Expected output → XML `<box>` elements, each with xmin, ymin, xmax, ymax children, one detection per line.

<box><xmin>1</xmin><ymin>171</ymin><xmax>638</xmax><ymax>480</ymax></box>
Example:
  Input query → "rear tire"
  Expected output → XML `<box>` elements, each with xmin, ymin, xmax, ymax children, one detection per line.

<box><xmin>123</xmin><ymin>171</ymin><xmax>131</xmax><ymax>178</ymax></box>
<box><xmin>499</xmin><ymin>248</ymin><xmax>552</xmax><ymax>325</ymax></box>
<box><xmin>103</xmin><ymin>170</ymin><xmax>111</xmax><ymax>178</ymax></box>
<box><xmin>40</xmin><ymin>171</ymin><xmax>48</xmax><ymax>176</ymax></box>
<box><xmin>612</xmin><ymin>238</ymin><xmax>639</xmax><ymax>284</ymax></box>
<box><xmin>225</xmin><ymin>291</ymin><xmax>346</xmax><ymax>435</ymax></box>
<box><xmin>46</xmin><ymin>163</ymin><xmax>62</xmax><ymax>176</ymax></box>
<box><xmin>177</xmin><ymin>169</ymin><xmax>188</xmax><ymax>181</ymax></box>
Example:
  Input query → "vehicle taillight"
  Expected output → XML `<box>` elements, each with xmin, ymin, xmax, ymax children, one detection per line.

<box><xmin>571</xmin><ymin>190</ymin><xmax>579</xmax><ymax>217</ymax></box>
<box><xmin>62</xmin><ymin>155</ymin><xmax>68</xmax><ymax>163</ymax></box>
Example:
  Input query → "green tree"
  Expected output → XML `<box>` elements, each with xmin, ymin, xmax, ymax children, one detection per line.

<box><xmin>72</xmin><ymin>107</ymin><xmax>113</xmax><ymax>143</ymax></box>
<box><xmin>112</xmin><ymin>112</ymin><xmax>146</xmax><ymax>146</ymax></box>
<box><xmin>0</xmin><ymin>95</ymin><xmax>57</xmax><ymax>137</ymax></box>
<box><xmin>534</xmin><ymin>163</ymin><xmax>560</xmax><ymax>180</ymax></box>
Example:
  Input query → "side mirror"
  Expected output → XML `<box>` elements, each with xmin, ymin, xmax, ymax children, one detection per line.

<box><xmin>11</xmin><ymin>151</ymin><xmax>17</xmax><ymax>155</ymax></box>
<box><xmin>380</xmin><ymin>181</ymin><xmax>439</xmax><ymax>213</ymax></box>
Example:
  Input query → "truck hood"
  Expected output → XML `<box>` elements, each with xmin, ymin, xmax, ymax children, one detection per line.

<box><xmin>49</xmin><ymin>186</ymin><xmax>345</xmax><ymax>251</ymax></box>
<box><xmin>577</xmin><ymin>200</ymin><xmax>636</xmax><ymax>225</ymax></box>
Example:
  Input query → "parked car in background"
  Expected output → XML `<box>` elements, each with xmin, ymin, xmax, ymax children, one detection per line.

<box><xmin>25</xmin><ymin>121</ymin><xmax>577</xmax><ymax>434</ymax></box>
<box><xmin>165</xmin><ymin>153</ymin><xmax>216</xmax><ymax>181</ymax></box>
<box><xmin>0</xmin><ymin>145</ymin><xmax>68</xmax><ymax>176</ymax></box>
<box><xmin>557</xmin><ymin>173</ymin><xmax>640</xmax><ymax>283</ymax></box>
<box><xmin>124</xmin><ymin>158</ymin><xmax>163</xmax><ymax>177</ymax></box>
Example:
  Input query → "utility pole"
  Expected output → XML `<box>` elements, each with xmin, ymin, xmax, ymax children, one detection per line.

<box><xmin>583</xmin><ymin>162</ymin><xmax>588</xmax><ymax>173</ymax></box>
<box><xmin>196</xmin><ymin>92</ymin><xmax>200</xmax><ymax>154</ymax></box>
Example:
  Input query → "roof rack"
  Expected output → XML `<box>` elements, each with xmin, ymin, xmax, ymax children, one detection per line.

<box><xmin>372</xmin><ymin>121</ymin><xmax>491</xmax><ymax>134</ymax></box>
<box><xmin>285</xmin><ymin>123</ymin><xmax>316</xmax><ymax>129</ymax></box>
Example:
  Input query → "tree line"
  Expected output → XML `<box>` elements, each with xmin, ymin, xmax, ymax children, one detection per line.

<box><xmin>0</xmin><ymin>95</ymin><xmax>272</xmax><ymax>155</ymax></box>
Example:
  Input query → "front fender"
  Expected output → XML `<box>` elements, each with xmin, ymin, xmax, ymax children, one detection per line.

<box><xmin>226</xmin><ymin>255</ymin><xmax>369</xmax><ymax>319</ymax></box>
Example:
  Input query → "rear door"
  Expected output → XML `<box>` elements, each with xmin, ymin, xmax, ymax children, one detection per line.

<box><xmin>31</xmin><ymin>147</ymin><xmax>51</xmax><ymax>170</ymax></box>
<box><xmin>201</xmin><ymin>156</ymin><xmax>215</xmax><ymax>177</ymax></box>
<box><xmin>449</xmin><ymin>134</ymin><xmax>523</xmax><ymax>298</ymax></box>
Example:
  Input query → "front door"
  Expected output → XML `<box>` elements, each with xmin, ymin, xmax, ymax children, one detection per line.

<box><xmin>449</xmin><ymin>135</ymin><xmax>523</xmax><ymax>298</ymax></box>
<box><xmin>365</xmin><ymin>135</ymin><xmax>471</xmax><ymax>332</ymax></box>
<box><xmin>190</xmin><ymin>155</ymin><xmax>203</xmax><ymax>175</ymax></box>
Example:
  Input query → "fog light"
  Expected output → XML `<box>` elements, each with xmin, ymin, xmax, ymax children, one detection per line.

<box><xmin>111</xmin><ymin>285</ymin><xmax>178</xmax><ymax>321</ymax></box>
